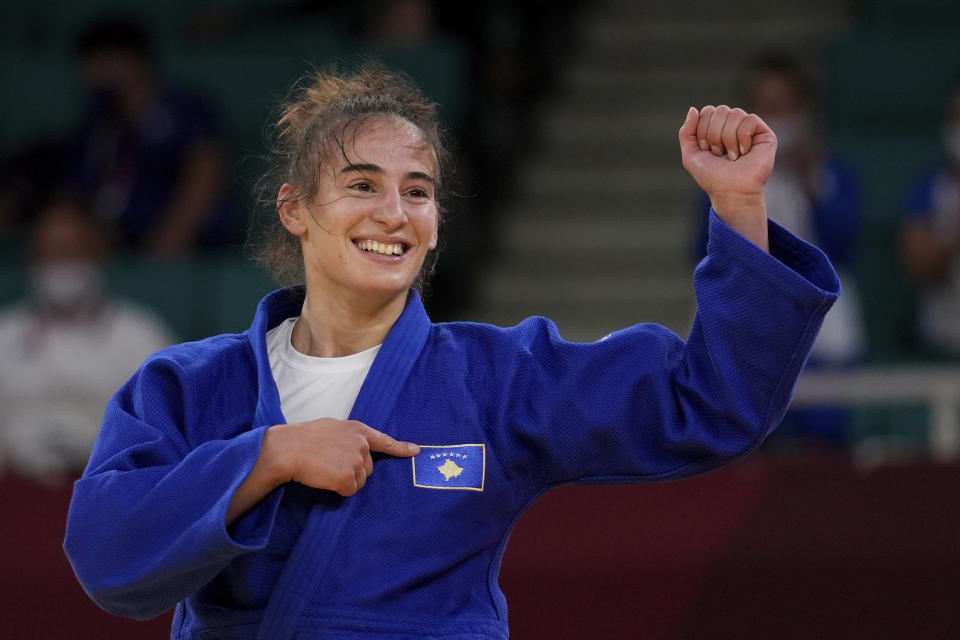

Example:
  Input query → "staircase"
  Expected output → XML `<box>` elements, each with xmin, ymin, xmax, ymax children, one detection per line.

<box><xmin>471</xmin><ymin>0</ymin><xmax>852</xmax><ymax>341</ymax></box>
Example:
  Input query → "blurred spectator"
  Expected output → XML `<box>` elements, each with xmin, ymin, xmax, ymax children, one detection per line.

<box><xmin>0</xmin><ymin>199</ymin><xmax>172</xmax><ymax>480</ymax></box>
<box><xmin>900</xmin><ymin>78</ymin><xmax>960</xmax><ymax>357</ymax></box>
<box><xmin>694</xmin><ymin>53</ymin><xmax>866</xmax><ymax>447</ymax></box>
<box><xmin>63</xmin><ymin>18</ymin><xmax>237</xmax><ymax>255</ymax></box>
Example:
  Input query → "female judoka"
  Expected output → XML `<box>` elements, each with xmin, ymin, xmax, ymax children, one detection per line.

<box><xmin>65</xmin><ymin>65</ymin><xmax>839</xmax><ymax>640</ymax></box>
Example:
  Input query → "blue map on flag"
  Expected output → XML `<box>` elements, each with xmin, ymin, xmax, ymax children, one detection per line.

<box><xmin>412</xmin><ymin>444</ymin><xmax>485</xmax><ymax>491</ymax></box>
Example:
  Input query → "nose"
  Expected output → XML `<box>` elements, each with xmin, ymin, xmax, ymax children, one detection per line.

<box><xmin>370</xmin><ymin>188</ymin><xmax>406</xmax><ymax>230</ymax></box>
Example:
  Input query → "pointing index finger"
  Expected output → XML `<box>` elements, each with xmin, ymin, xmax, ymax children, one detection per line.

<box><xmin>364</xmin><ymin>426</ymin><xmax>420</xmax><ymax>457</ymax></box>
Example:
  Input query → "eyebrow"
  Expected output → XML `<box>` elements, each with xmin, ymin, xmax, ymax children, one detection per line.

<box><xmin>339</xmin><ymin>163</ymin><xmax>436</xmax><ymax>185</ymax></box>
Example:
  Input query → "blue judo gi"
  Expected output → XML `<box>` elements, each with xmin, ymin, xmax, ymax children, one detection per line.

<box><xmin>64</xmin><ymin>212</ymin><xmax>840</xmax><ymax>639</ymax></box>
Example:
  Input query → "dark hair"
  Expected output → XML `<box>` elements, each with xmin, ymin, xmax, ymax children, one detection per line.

<box><xmin>252</xmin><ymin>63</ymin><xmax>450</xmax><ymax>291</ymax></box>
<box><xmin>75</xmin><ymin>18</ymin><xmax>153</xmax><ymax>62</ymax></box>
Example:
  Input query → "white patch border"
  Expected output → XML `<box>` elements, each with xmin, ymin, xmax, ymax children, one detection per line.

<box><xmin>412</xmin><ymin>444</ymin><xmax>486</xmax><ymax>492</ymax></box>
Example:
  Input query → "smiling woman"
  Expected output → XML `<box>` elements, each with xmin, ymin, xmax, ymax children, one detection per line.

<box><xmin>274</xmin><ymin>116</ymin><xmax>440</xmax><ymax>348</ymax></box>
<box><xmin>64</xmin><ymin>64</ymin><xmax>842</xmax><ymax>640</ymax></box>
<box><xmin>253</xmin><ymin>66</ymin><xmax>449</xmax><ymax>294</ymax></box>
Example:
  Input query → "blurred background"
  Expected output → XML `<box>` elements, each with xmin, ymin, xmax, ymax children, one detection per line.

<box><xmin>2</xmin><ymin>0</ymin><xmax>960</xmax><ymax>637</ymax></box>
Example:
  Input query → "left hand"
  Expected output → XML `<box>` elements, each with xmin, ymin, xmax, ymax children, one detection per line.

<box><xmin>679</xmin><ymin>106</ymin><xmax>777</xmax><ymax>250</ymax></box>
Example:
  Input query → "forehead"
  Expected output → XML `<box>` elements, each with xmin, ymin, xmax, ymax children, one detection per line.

<box><xmin>325</xmin><ymin>115</ymin><xmax>436</xmax><ymax>175</ymax></box>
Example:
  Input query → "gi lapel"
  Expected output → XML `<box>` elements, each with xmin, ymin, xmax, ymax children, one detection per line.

<box><xmin>256</xmin><ymin>289</ymin><xmax>432</xmax><ymax>639</ymax></box>
<box><xmin>250</xmin><ymin>286</ymin><xmax>304</xmax><ymax>428</ymax></box>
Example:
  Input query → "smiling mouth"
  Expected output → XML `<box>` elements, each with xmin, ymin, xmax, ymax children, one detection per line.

<box><xmin>354</xmin><ymin>239</ymin><xmax>409</xmax><ymax>256</ymax></box>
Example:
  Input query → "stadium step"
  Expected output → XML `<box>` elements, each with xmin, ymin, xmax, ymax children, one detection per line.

<box><xmin>471</xmin><ymin>0</ymin><xmax>852</xmax><ymax>337</ymax></box>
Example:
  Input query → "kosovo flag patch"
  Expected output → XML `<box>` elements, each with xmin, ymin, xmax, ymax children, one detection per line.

<box><xmin>412</xmin><ymin>444</ymin><xmax>486</xmax><ymax>491</ymax></box>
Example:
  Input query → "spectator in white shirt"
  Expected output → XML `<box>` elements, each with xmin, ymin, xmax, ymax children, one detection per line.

<box><xmin>0</xmin><ymin>198</ymin><xmax>173</xmax><ymax>479</ymax></box>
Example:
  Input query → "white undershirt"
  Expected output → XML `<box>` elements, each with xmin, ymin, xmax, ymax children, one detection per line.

<box><xmin>266</xmin><ymin>317</ymin><xmax>380</xmax><ymax>424</ymax></box>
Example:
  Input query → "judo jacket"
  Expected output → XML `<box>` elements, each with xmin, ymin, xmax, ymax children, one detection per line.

<box><xmin>64</xmin><ymin>212</ymin><xmax>840</xmax><ymax>639</ymax></box>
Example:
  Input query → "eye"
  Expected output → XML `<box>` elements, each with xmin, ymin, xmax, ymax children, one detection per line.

<box><xmin>406</xmin><ymin>187</ymin><xmax>431</xmax><ymax>200</ymax></box>
<box><xmin>349</xmin><ymin>181</ymin><xmax>373</xmax><ymax>193</ymax></box>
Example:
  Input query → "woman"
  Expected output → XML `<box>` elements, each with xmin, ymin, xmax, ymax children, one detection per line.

<box><xmin>64</xmin><ymin>66</ymin><xmax>839</xmax><ymax>639</ymax></box>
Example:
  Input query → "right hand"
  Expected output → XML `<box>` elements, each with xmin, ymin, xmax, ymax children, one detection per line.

<box><xmin>266</xmin><ymin>418</ymin><xmax>420</xmax><ymax>497</ymax></box>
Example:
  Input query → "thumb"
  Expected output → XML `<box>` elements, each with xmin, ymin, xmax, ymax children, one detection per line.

<box><xmin>678</xmin><ymin>106</ymin><xmax>701</xmax><ymax>164</ymax></box>
<box><xmin>364</xmin><ymin>426</ymin><xmax>420</xmax><ymax>457</ymax></box>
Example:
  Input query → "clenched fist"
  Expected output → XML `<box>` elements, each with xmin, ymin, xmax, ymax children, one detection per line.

<box><xmin>679</xmin><ymin>105</ymin><xmax>777</xmax><ymax>251</ymax></box>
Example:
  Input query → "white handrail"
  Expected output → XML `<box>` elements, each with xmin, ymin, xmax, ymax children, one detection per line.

<box><xmin>791</xmin><ymin>367</ymin><xmax>960</xmax><ymax>460</ymax></box>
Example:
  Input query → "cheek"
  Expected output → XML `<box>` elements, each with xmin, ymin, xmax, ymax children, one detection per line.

<box><xmin>416</xmin><ymin>208</ymin><xmax>439</xmax><ymax>250</ymax></box>
<box><xmin>312</xmin><ymin>199</ymin><xmax>365</xmax><ymax>235</ymax></box>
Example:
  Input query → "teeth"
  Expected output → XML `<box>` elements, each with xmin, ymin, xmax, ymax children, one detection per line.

<box><xmin>357</xmin><ymin>240</ymin><xmax>405</xmax><ymax>256</ymax></box>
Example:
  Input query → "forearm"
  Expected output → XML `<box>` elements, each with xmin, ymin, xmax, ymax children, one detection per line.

<box><xmin>709</xmin><ymin>192</ymin><xmax>769</xmax><ymax>253</ymax></box>
<box><xmin>65</xmin><ymin>426</ymin><xmax>281</xmax><ymax>618</ymax></box>
<box><xmin>688</xmin><ymin>213</ymin><xmax>839</xmax><ymax>430</ymax></box>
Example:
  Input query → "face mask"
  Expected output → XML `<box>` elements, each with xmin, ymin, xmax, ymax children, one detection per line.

<box><xmin>31</xmin><ymin>262</ymin><xmax>104</xmax><ymax>311</ymax></box>
<box><xmin>765</xmin><ymin>114</ymin><xmax>813</xmax><ymax>158</ymax></box>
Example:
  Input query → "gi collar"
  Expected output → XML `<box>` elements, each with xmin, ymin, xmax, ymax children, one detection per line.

<box><xmin>247</xmin><ymin>286</ymin><xmax>432</xmax><ymax>429</ymax></box>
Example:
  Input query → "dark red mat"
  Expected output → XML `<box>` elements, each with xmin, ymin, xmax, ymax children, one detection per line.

<box><xmin>5</xmin><ymin>455</ymin><xmax>958</xmax><ymax>639</ymax></box>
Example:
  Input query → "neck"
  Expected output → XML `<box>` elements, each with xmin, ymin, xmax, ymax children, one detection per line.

<box><xmin>292</xmin><ymin>288</ymin><xmax>408</xmax><ymax>358</ymax></box>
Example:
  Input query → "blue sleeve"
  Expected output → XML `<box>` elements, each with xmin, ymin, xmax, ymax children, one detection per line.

<box><xmin>504</xmin><ymin>210</ymin><xmax>839</xmax><ymax>488</ymax></box>
<box><xmin>810</xmin><ymin>157</ymin><xmax>860</xmax><ymax>267</ymax></box>
<box><xmin>63</xmin><ymin>355</ymin><xmax>283</xmax><ymax>620</ymax></box>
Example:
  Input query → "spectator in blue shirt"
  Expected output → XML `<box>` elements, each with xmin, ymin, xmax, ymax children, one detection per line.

<box><xmin>64</xmin><ymin>19</ymin><xmax>237</xmax><ymax>255</ymax></box>
<box><xmin>900</xmin><ymin>78</ymin><xmax>960</xmax><ymax>357</ymax></box>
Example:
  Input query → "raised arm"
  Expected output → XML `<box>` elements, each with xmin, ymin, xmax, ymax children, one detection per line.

<box><xmin>497</xmin><ymin>107</ymin><xmax>837</xmax><ymax>489</ymax></box>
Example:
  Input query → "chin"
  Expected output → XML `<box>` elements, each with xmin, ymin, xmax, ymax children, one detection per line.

<box><xmin>349</xmin><ymin>274</ymin><xmax>417</xmax><ymax>300</ymax></box>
